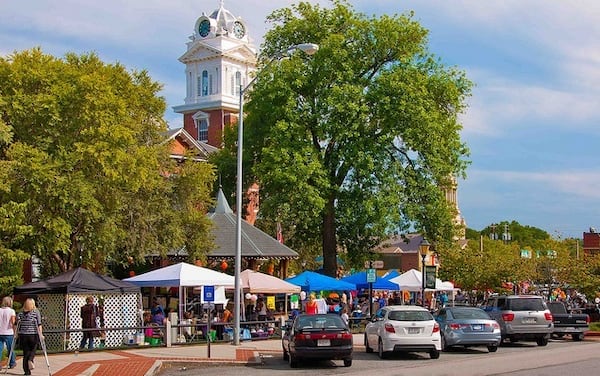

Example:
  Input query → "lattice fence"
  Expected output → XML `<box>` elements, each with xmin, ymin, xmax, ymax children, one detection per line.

<box><xmin>37</xmin><ymin>293</ymin><xmax>141</xmax><ymax>351</ymax></box>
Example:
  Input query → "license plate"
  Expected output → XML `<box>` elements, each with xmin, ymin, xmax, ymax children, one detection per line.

<box><xmin>472</xmin><ymin>325</ymin><xmax>482</xmax><ymax>331</ymax></box>
<box><xmin>408</xmin><ymin>328</ymin><xmax>420</xmax><ymax>334</ymax></box>
<box><xmin>317</xmin><ymin>339</ymin><xmax>330</xmax><ymax>346</ymax></box>
<box><xmin>522</xmin><ymin>318</ymin><xmax>536</xmax><ymax>324</ymax></box>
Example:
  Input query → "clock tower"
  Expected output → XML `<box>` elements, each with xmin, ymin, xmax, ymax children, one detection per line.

<box><xmin>173</xmin><ymin>1</ymin><xmax>256</xmax><ymax>148</ymax></box>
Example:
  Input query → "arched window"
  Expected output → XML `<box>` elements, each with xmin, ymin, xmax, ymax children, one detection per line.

<box><xmin>193</xmin><ymin>111</ymin><xmax>209</xmax><ymax>142</ymax></box>
<box><xmin>201</xmin><ymin>70</ymin><xmax>209</xmax><ymax>96</ymax></box>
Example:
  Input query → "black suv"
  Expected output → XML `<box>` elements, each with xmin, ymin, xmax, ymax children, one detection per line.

<box><xmin>483</xmin><ymin>295</ymin><xmax>553</xmax><ymax>346</ymax></box>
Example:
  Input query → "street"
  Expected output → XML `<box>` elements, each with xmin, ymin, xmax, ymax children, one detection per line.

<box><xmin>157</xmin><ymin>338</ymin><xmax>600</xmax><ymax>375</ymax></box>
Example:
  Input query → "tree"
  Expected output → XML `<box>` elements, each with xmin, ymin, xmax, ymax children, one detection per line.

<box><xmin>227</xmin><ymin>0</ymin><xmax>472</xmax><ymax>276</ymax></box>
<box><xmin>0</xmin><ymin>48</ymin><xmax>216</xmax><ymax>276</ymax></box>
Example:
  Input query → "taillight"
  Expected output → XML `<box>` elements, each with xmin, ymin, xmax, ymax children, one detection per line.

<box><xmin>432</xmin><ymin>322</ymin><xmax>440</xmax><ymax>333</ymax></box>
<box><xmin>544</xmin><ymin>312</ymin><xmax>553</xmax><ymax>321</ymax></box>
<box><xmin>449</xmin><ymin>323</ymin><xmax>460</xmax><ymax>330</ymax></box>
<box><xmin>338</xmin><ymin>332</ymin><xmax>353</xmax><ymax>340</ymax></box>
<box><xmin>384</xmin><ymin>323</ymin><xmax>395</xmax><ymax>333</ymax></box>
<box><xmin>492</xmin><ymin>322</ymin><xmax>500</xmax><ymax>330</ymax></box>
<box><xmin>502</xmin><ymin>313</ymin><xmax>515</xmax><ymax>322</ymax></box>
<box><xmin>587</xmin><ymin>315</ymin><xmax>591</xmax><ymax>324</ymax></box>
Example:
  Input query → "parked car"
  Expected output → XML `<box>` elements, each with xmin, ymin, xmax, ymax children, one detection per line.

<box><xmin>547</xmin><ymin>301</ymin><xmax>590</xmax><ymax>341</ymax></box>
<box><xmin>364</xmin><ymin>305</ymin><xmax>441</xmax><ymax>359</ymax></box>
<box><xmin>281</xmin><ymin>313</ymin><xmax>353</xmax><ymax>368</ymax></box>
<box><xmin>483</xmin><ymin>295</ymin><xmax>553</xmax><ymax>346</ymax></box>
<box><xmin>434</xmin><ymin>306</ymin><xmax>502</xmax><ymax>352</ymax></box>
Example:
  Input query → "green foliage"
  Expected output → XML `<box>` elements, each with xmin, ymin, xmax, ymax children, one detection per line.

<box><xmin>0</xmin><ymin>48</ymin><xmax>216</xmax><ymax>278</ymax></box>
<box><xmin>213</xmin><ymin>0</ymin><xmax>472</xmax><ymax>276</ymax></box>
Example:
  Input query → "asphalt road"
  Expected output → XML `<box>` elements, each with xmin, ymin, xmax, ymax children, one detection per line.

<box><xmin>156</xmin><ymin>338</ymin><xmax>600</xmax><ymax>376</ymax></box>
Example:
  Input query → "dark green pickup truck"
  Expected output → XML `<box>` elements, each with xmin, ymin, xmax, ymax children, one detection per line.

<box><xmin>547</xmin><ymin>301</ymin><xmax>590</xmax><ymax>341</ymax></box>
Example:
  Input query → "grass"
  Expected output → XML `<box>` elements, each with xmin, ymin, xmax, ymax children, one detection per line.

<box><xmin>589</xmin><ymin>322</ymin><xmax>600</xmax><ymax>331</ymax></box>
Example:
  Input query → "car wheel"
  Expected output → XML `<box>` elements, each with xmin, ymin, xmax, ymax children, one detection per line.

<box><xmin>572</xmin><ymin>333</ymin><xmax>584</xmax><ymax>341</ymax></box>
<box><xmin>282</xmin><ymin>348</ymin><xmax>289</xmax><ymax>361</ymax></box>
<box><xmin>441</xmin><ymin>334</ymin><xmax>448</xmax><ymax>352</ymax></box>
<box><xmin>536</xmin><ymin>336</ymin><xmax>548</xmax><ymax>346</ymax></box>
<box><xmin>487</xmin><ymin>345</ymin><xmax>498</xmax><ymax>353</ymax></box>
<box><xmin>289</xmin><ymin>353</ymin><xmax>298</xmax><ymax>368</ymax></box>
<box><xmin>364</xmin><ymin>333</ymin><xmax>373</xmax><ymax>353</ymax></box>
<box><xmin>343</xmin><ymin>358</ymin><xmax>352</xmax><ymax>367</ymax></box>
<box><xmin>378</xmin><ymin>338</ymin><xmax>388</xmax><ymax>359</ymax></box>
<box><xmin>430</xmin><ymin>349</ymin><xmax>440</xmax><ymax>359</ymax></box>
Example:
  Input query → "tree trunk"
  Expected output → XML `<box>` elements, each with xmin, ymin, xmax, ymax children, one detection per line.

<box><xmin>322</xmin><ymin>197</ymin><xmax>338</xmax><ymax>277</ymax></box>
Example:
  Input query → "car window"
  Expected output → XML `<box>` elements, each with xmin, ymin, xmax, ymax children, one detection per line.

<box><xmin>452</xmin><ymin>309</ymin><xmax>491</xmax><ymax>320</ymax></box>
<box><xmin>388</xmin><ymin>310</ymin><xmax>433</xmax><ymax>321</ymax></box>
<box><xmin>295</xmin><ymin>315</ymin><xmax>345</xmax><ymax>330</ymax></box>
<box><xmin>508</xmin><ymin>298</ymin><xmax>545</xmax><ymax>311</ymax></box>
<box><xmin>497</xmin><ymin>297</ymin><xmax>506</xmax><ymax>310</ymax></box>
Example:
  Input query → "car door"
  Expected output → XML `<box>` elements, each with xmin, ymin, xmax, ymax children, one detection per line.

<box><xmin>365</xmin><ymin>308</ymin><xmax>385</xmax><ymax>348</ymax></box>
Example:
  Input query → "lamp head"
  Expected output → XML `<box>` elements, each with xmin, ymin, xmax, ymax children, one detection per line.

<box><xmin>419</xmin><ymin>238</ymin><xmax>431</xmax><ymax>257</ymax></box>
<box><xmin>287</xmin><ymin>43</ymin><xmax>319</xmax><ymax>56</ymax></box>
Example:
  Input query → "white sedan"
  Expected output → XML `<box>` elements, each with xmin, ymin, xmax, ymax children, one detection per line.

<box><xmin>364</xmin><ymin>305</ymin><xmax>441</xmax><ymax>359</ymax></box>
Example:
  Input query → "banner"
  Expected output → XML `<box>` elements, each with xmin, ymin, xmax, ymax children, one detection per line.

<box><xmin>425</xmin><ymin>266</ymin><xmax>437</xmax><ymax>289</ymax></box>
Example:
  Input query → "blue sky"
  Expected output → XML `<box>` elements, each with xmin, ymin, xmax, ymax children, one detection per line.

<box><xmin>1</xmin><ymin>1</ymin><xmax>599</xmax><ymax>239</ymax></box>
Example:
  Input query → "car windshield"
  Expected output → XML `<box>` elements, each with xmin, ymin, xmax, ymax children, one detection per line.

<box><xmin>508</xmin><ymin>298</ymin><xmax>545</xmax><ymax>311</ymax></box>
<box><xmin>295</xmin><ymin>315</ymin><xmax>345</xmax><ymax>330</ymax></box>
<box><xmin>452</xmin><ymin>309</ymin><xmax>490</xmax><ymax>320</ymax></box>
<box><xmin>388</xmin><ymin>310</ymin><xmax>433</xmax><ymax>321</ymax></box>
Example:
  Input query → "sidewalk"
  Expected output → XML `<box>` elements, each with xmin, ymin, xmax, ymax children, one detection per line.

<box><xmin>1</xmin><ymin>334</ymin><xmax>328</xmax><ymax>376</ymax></box>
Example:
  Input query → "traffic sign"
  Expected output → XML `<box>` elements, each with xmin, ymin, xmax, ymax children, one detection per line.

<box><xmin>364</xmin><ymin>260</ymin><xmax>384</xmax><ymax>269</ymax></box>
<box><xmin>203</xmin><ymin>285</ymin><xmax>215</xmax><ymax>302</ymax></box>
<box><xmin>367</xmin><ymin>268</ymin><xmax>377</xmax><ymax>283</ymax></box>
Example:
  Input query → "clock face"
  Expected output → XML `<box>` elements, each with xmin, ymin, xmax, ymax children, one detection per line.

<box><xmin>199</xmin><ymin>19</ymin><xmax>210</xmax><ymax>37</ymax></box>
<box><xmin>233</xmin><ymin>21</ymin><xmax>245</xmax><ymax>39</ymax></box>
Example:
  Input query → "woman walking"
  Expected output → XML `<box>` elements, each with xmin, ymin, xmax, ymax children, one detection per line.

<box><xmin>17</xmin><ymin>298</ymin><xmax>44</xmax><ymax>376</ymax></box>
<box><xmin>0</xmin><ymin>296</ymin><xmax>17</xmax><ymax>369</ymax></box>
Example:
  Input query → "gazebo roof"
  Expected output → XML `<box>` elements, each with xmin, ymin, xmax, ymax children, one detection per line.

<box><xmin>207</xmin><ymin>188</ymin><xmax>298</xmax><ymax>260</ymax></box>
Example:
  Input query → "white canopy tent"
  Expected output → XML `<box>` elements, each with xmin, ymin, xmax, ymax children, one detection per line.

<box><xmin>124</xmin><ymin>262</ymin><xmax>235</xmax><ymax>330</ymax></box>
<box><xmin>389</xmin><ymin>269</ymin><xmax>456</xmax><ymax>292</ymax></box>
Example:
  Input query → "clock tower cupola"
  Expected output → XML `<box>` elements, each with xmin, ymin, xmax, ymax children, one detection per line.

<box><xmin>173</xmin><ymin>1</ymin><xmax>256</xmax><ymax>148</ymax></box>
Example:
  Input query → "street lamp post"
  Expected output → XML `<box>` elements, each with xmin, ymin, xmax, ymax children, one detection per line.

<box><xmin>233</xmin><ymin>43</ymin><xmax>318</xmax><ymax>346</ymax></box>
<box><xmin>419</xmin><ymin>238</ymin><xmax>431</xmax><ymax>308</ymax></box>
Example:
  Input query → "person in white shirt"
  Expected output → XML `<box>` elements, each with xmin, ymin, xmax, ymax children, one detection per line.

<box><xmin>0</xmin><ymin>296</ymin><xmax>17</xmax><ymax>369</ymax></box>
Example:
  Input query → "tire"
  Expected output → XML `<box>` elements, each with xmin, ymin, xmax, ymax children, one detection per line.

<box><xmin>343</xmin><ymin>358</ymin><xmax>352</xmax><ymax>367</ymax></box>
<box><xmin>572</xmin><ymin>333</ymin><xmax>584</xmax><ymax>341</ymax></box>
<box><xmin>289</xmin><ymin>353</ymin><xmax>298</xmax><ymax>368</ymax></box>
<box><xmin>487</xmin><ymin>345</ymin><xmax>498</xmax><ymax>353</ymax></box>
<box><xmin>441</xmin><ymin>335</ymin><xmax>449</xmax><ymax>352</ymax></box>
<box><xmin>378</xmin><ymin>338</ymin><xmax>388</xmax><ymax>359</ymax></box>
<box><xmin>364</xmin><ymin>333</ymin><xmax>373</xmax><ymax>353</ymax></box>
<box><xmin>430</xmin><ymin>349</ymin><xmax>440</xmax><ymax>359</ymax></box>
<box><xmin>536</xmin><ymin>336</ymin><xmax>549</xmax><ymax>346</ymax></box>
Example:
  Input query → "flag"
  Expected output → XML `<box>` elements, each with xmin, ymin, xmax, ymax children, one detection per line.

<box><xmin>276</xmin><ymin>222</ymin><xmax>284</xmax><ymax>244</ymax></box>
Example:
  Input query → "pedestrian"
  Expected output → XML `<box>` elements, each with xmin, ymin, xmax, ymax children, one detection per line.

<box><xmin>17</xmin><ymin>298</ymin><xmax>44</xmax><ymax>376</ymax></box>
<box><xmin>0</xmin><ymin>296</ymin><xmax>17</xmax><ymax>370</ymax></box>
<box><xmin>80</xmin><ymin>296</ymin><xmax>100</xmax><ymax>350</ymax></box>
<box><xmin>305</xmin><ymin>293</ymin><xmax>318</xmax><ymax>315</ymax></box>
<box><xmin>340</xmin><ymin>307</ymin><xmax>349</xmax><ymax>326</ymax></box>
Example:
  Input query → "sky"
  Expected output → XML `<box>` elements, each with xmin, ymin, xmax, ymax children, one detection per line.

<box><xmin>1</xmin><ymin>0</ymin><xmax>599</xmax><ymax>239</ymax></box>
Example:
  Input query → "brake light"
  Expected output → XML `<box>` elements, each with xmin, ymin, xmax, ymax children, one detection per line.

<box><xmin>492</xmin><ymin>322</ymin><xmax>500</xmax><ymax>330</ymax></box>
<box><xmin>544</xmin><ymin>312</ymin><xmax>553</xmax><ymax>321</ymax></box>
<box><xmin>502</xmin><ymin>313</ymin><xmax>515</xmax><ymax>322</ymax></box>
<box><xmin>586</xmin><ymin>315</ymin><xmax>591</xmax><ymax>324</ymax></box>
<box><xmin>449</xmin><ymin>323</ymin><xmax>460</xmax><ymax>330</ymax></box>
<box><xmin>384</xmin><ymin>323</ymin><xmax>395</xmax><ymax>333</ymax></box>
<box><xmin>432</xmin><ymin>322</ymin><xmax>440</xmax><ymax>333</ymax></box>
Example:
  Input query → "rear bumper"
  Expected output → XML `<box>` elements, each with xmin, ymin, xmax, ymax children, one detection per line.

<box><xmin>382</xmin><ymin>336</ymin><xmax>441</xmax><ymax>352</ymax></box>
<box><xmin>553</xmin><ymin>326</ymin><xmax>588</xmax><ymax>334</ymax></box>
<box><xmin>292</xmin><ymin>345</ymin><xmax>353</xmax><ymax>360</ymax></box>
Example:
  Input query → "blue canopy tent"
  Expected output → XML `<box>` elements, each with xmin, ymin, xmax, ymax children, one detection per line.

<box><xmin>286</xmin><ymin>271</ymin><xmax>356</xmax><ymax>292</ymax></box>
<box><xmin>341</xmin><ymin>271</ymin><xmax>400</xmax><ymax>290</ymax></box>
<box><xmin>382</xmin><ymin>269</ymin><xmax>400</xmax><ymax>280</ymax></box>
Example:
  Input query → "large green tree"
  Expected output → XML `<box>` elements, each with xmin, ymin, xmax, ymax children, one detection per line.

<box><xmin>214</xmin><ymin>1</ymin><xmax>472</xmax><ymax>276</ymax></box>
<box><xmin>0</xmin><ymin>48</ymin><xmax>216</xmax><ymax>277</ymax></box>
